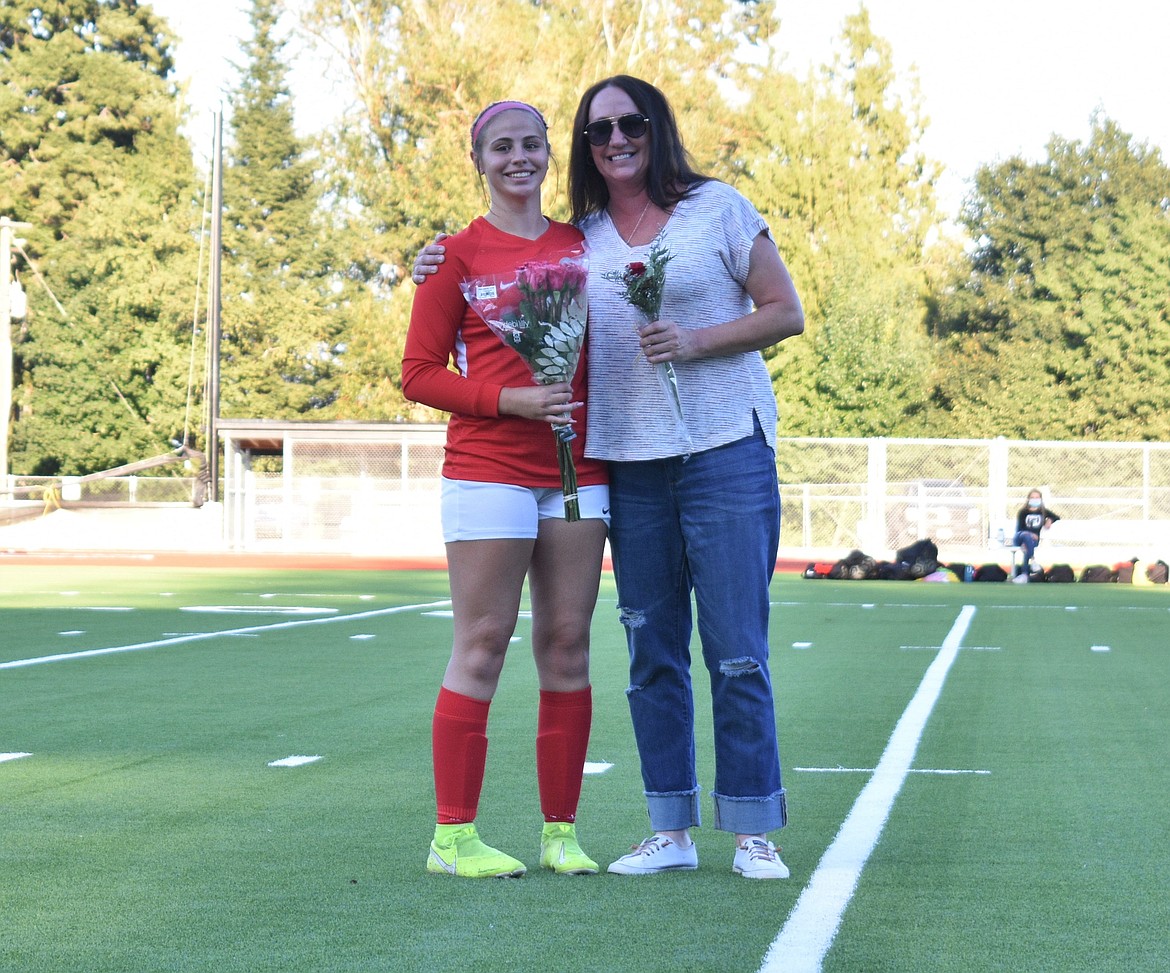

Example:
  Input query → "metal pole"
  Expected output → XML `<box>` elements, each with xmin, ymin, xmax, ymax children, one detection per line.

<box><xmin>207</xmin><ymin>112</ymin><xmax>223</xmax><ymax>502</ymax></box>
<box><xmin>1</xmin><ymin>217</ymin><xmax>33</xmax><ymax>495</ymax></box>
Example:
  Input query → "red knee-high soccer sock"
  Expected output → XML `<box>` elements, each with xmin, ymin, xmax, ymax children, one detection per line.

<box><xmin>432</xmin><ymin>686</ymin><xmax>491</xmax><ymax>825</ymax></box>
<box><xmin>536</xmin><ymin>686</ymin><xmax>592</xmax><ymax>823</ymax></box>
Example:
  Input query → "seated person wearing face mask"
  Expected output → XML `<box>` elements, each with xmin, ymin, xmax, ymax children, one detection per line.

<box><xmin>1013</xmin><ymin>489</ymin><xmax>1061</xmax><ymax>581</ymax></box>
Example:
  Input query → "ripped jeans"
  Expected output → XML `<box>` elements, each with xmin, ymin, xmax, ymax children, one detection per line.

<box><xmin>608</xmin><ymin>418</ymin><xmax>787</xmax><ymax>835</ymax></box>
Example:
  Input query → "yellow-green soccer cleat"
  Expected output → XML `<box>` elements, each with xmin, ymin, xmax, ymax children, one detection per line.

<box><xmin>539</xmin><ymin>822</ymin><xmax>599</xmax><ymax>875</ymax></box>
<box><xmin>427</xmin><ymin>824</ymin><xmax>526</xmax><ymax>878</ymax></box>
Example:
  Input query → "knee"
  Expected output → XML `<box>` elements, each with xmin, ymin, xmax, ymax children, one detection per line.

<box><xmin>454</xmin><ymin>620</ymin><xmax>513</xmax><ymax>672</ymax></box>
<box><xmin>718</xmin><ymin>655</ymin><xmax>764</xmax><ymax>678</ymax></box>
<box><xmin>533</xmin><ymin>620</ymin><xmax>590</xmax><ymax>681</ymax></box>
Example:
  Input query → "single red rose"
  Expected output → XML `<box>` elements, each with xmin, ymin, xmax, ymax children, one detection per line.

<box><xmin>627</xmin><ymin>261</ymin><xmax>647</xmax><ymax>277</ymax></box>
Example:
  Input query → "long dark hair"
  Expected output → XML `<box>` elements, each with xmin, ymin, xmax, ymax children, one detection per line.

<box><xmin>568</xmin><ymin>75</ymin><xmax>712</xmax><ymax>225</ymax></box>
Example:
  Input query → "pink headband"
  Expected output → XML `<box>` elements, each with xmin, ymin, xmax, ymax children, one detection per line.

<box><xmin>470</xmin><ymin>101</ymin><xmax>548</xmax><ymax>147</ymax></box>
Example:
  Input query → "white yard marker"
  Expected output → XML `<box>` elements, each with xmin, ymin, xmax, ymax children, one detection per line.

<box><xmin>760</xmin><ymin>604</ymin><xmax>976</xmax><ymax>973</ymax></box>
<box><xmin>268</xmin><ymin>755</ymin><xmax>322</xmax><ymax>768</ymax></box>
<box><xmin>1</xmin><ymin>752</ymin><xmax>32</xmax><ymax>763</ymax></box>
<box><xmin>1091</xmin><ymin>645</ymin><xmax>1111</xmax><ymax>653</ymax></box>
<box><xmin>583</xmin><ymin>761</ymin><xmax>613</xmax><ymax>775</ymax></box>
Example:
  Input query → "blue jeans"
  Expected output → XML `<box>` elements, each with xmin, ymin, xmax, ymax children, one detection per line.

<box><xmin>608</xmin><ymin>417</ymin><xmax>787</xmax><ymax>835</ymax></box>
<box><xmin>1013</xmin><ymin>530</ymin><xmax>1040</xmax><ymax>569</ymax></box>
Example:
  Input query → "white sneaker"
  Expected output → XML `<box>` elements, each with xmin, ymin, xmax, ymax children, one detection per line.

<box><xmin>733</xmin><ymin>838</ymin><xmax>790</xmax><ymax>879</ymax></box>
<box><xmin>1012</xmin><ymin>573</ymin><xmax>1029</xmax><ymax>584</ymax></box>
<box><xmin>607</xmin><ymin>834</ymin><xmax>698</xmax><ymax>875</ymax></box>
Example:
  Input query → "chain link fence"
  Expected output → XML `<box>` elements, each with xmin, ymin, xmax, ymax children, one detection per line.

<box><xmin>7</xmin><ymin>428</ymin><xmax>1170</xmax><ymax>560</ymax></box>
<box><xmin>778</xmin><ymin>436</ymin><xmax>1170</xmax><ymax>556</ymax></box>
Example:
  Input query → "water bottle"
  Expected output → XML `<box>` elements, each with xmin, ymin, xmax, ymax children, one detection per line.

<box><xmin>996</xmin><ymin>527</ymin><xmax>1005</xmax><ymax>546</ymax></box>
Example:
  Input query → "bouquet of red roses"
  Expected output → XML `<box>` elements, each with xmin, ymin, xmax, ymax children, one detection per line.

<box><xmin>603</xmin><ymin>242</ymin><xmax>690</xmax><ymax>445</ymax></box>
<box><xmin>461</xmin><ymin>249</ymin><xmax>589</xmax><ymax>520</ymax></box>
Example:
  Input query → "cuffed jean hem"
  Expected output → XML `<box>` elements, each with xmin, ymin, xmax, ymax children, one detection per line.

<box><xmin>646</xmin><ymin>787</ymin><xmax>702</xmax><ymax>832</ymax></box>
<box><xmin>711</xmin><ymin>788</ymin><xmax>787</xmax><ymax>834</ymax></box>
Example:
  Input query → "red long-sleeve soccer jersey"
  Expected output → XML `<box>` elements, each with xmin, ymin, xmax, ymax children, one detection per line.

<box><xmin>402</xmin><ymin>217</ymin><xmax>606</xmax><ymax>488</ymax></box>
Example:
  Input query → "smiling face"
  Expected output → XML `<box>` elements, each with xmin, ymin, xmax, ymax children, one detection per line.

<box><xmin>586</xmin><ymin>85</ymin><xmax>649</xmax><ymax>192</ymax></box>
<box><xmin>471</xmin><ymin>109</ymin><xmax>549</xmax><ymax>207</ymax></box>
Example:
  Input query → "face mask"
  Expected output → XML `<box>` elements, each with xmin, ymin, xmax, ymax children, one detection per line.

<box><xmin>1027</xmin><ymin>498</ymin><xmax>1041</xmax><ymax>509</ymax></box>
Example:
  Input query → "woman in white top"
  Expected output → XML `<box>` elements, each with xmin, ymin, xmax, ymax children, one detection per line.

<box><xmin>568</xmin><ymin>75</ymin><xmax>804</xmax><ymax>880</ymax></box>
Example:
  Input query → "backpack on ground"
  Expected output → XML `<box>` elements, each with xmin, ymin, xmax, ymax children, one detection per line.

<box><xmin>830</xmin><ymin>549</ymin><xmax>878</xmax><ymax>580</ymax></box>
<box><xmin>896</xmin><ymin>538</ymin><xmax>940</xmax><ymax>579</ymax></box>
<box><xmin>1079</xmin><ymin>565</ymin><xmax>1117</xmax><ymax>583</ymax></box>
<box><xmin>1046</xmin><ymin>563</ymin><xmax>1075</xmax><ymax>584</ymax></box>
<box><xmin>875</xmin><ymin>561</ymin><xmax>911</xmax><ymax>581</ymax></box>
<box><xmin>1113</xmin><ymin>560</ymin><xmax>1136</xmax><ymax>584</ymax></box>
<box><xmin>1146</xmin><ymin>560</ymin><xmax>1169</xmax><ymax>584</ymax></box>
<box><xmin>973</xmin><ymin>563</ymin><xmax>1008</xmax><ymax>583</ymax></box>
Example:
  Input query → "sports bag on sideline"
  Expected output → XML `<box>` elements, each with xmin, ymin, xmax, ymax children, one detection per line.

<box><xmin>974</xmin><ymin>563</ymin><xmax>1008</xmax><ymax>583</ymax></box>
<box><xmin>1079</xmin><ymin>565</ymin><xmax>1117</xmax><ymax>583</ymax></box>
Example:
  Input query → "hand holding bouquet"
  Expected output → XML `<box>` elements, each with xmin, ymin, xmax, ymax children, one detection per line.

<box><xmin>603</xmin><ymin>242</ymin><xmax>690</xmax><ymax>444</ymax></box>
<box><xmin>461</xmin><ymin>249</ymin><xmax>589</xmax><ymax>520</ymax></box>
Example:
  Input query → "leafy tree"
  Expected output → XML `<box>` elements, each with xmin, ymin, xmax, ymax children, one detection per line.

<box><xmin>929</xmin><ymin>115</ymin><xmax>1170</xmax><ymax>440</ymax></box>
<box><xmin>219</xmin><ymin>0</ymin><xmax>350</xmax><ymax>419</ymax></box>
<box><xmin>732</xmin><ymin>8</ymin><xmax>941</xmax><ymax>436</ymax></box>
<box><xmin>1</xmin><ymin>0</ymin><xmax>204</xmax><ymax>475</ymax></box>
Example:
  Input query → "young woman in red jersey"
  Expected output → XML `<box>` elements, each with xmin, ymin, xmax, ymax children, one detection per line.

<box><xmin>402</xmin><ymin>101</ymin><xmax>609</xmax><ymax>879</ymax></box>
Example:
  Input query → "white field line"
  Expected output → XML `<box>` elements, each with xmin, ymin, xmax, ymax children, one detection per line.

<box><xmin>795</xmin><ymin>767</ymin><xmax>989</xmax><ymax>776</ymax></box>
<box><xmin>268</xmin><ymin>755</ymin><xmax>323</xmax><ymax>768</ymax></box>
<box><xmin>759</xmin><ymin>604</ymin><xmax>976</xmax><ymax>973</ymax></box>
<box><xmin>0</xmin><ymin>600</ymin><xmax>452</xmax><ymax>670</ymax></box>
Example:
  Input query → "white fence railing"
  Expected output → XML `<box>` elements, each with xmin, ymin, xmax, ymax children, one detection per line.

<box><xmin>7</xmin><ymin>432</ymin><xmax>1170</xmax><ymax>561</ymax></box>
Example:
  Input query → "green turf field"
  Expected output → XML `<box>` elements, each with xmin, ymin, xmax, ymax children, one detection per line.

<box><xmin>2</xmin><ymin>565</ymin><xmax>1167</xmax><ymax>973</ymax></box>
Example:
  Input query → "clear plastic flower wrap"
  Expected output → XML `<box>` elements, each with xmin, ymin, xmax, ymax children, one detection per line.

<box><xmin>460</xmin><ymin>247</ymin><xmax>589</xmax><ymax>520</ymax></box>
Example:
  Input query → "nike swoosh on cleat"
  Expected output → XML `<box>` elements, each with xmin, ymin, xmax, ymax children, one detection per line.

<box><xmin>430</xmin><ymin>849</ymin><xmax>457</xmax><ymax>876</ymax></box>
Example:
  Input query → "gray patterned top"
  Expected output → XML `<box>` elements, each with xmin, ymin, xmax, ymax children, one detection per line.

<box><xmin>579</xmin><ymin>180</ymin><xmax>779</xmax><ymax>462</ymax></box>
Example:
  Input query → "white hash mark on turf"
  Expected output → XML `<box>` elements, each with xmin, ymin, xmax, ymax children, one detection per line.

<box><xmin>268</xmin><ymin>755</ymin><xmax>323</xmax><ymax>768</ymax></box>
<box><xmin>759</xmin><ymin>604</ymin><xmax>976</xmax><ymax>973</ymax></box>
<box><xmin>1</xmin><ymin>752</ymin><xmax>33</xmax><ymax>763</ymax></box>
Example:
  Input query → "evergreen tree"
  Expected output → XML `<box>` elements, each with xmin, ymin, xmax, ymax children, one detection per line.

<box><xmin>0</xmin><ymin>0</ymin><xmax>204</xmax><ymax>475</ymax></box>
<box><xmin>219</xmin><ymin>0</ymin><xmax>347</xmax><ymax>419</ymax></box>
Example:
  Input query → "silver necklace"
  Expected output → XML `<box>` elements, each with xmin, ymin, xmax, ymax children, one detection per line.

<box><xmin>616</xmin><ymin>198</ymin><xmax>652</xmax><ymax>245</ymax></box>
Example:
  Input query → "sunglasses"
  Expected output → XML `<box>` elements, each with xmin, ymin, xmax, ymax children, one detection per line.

<box><xmin>582</xmin><ymin>113</ymin><xmax>650</xmax><ymax>146</ymax></box>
